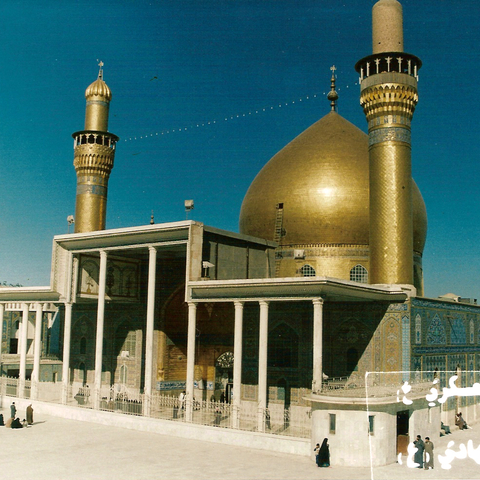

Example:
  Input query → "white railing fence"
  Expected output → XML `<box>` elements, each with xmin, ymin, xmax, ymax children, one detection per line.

<box><xmin>0</xmin><ymin>377</ymin><xmax>311</xmax><ymax>438</ymax></box>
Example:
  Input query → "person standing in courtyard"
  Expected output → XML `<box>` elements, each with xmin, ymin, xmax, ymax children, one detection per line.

<box><xmin>414</xmin><ymin>435</ymin><xmax>425</xmax><ymax>468</ymax></box>
<box><xmin>317</xmin><ymin>438</ymin><xmax>330</xmax><ymax>467</ymax></box>
<box><xmin>313</xmin><ymin>443</ymin><xmax>321</xmax><ymax>466</ymax></box>
<box><xmin>10</xmin><ymin>402</ymin><xmax>16</xmax><ymax>419</ymax></box>
<box><xmin>26</xmin><ymin>404</ymin><xmax>34</xmax><ymax>425</ymax></box>
<box><xmin>424</xmin><ymin>436</ymin><xmax>434</xmax><ymax>470</ymax></box>
<box><xmin>179</xmin><ymin>391</ymin><xmax>186</xmax><ymax>414</ymax></box>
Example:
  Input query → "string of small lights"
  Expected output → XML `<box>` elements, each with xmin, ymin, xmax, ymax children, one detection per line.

<box><xmin>123</xmin><ymin>80</ymin><xmax>359</xmax><ymax>142</ymax></box>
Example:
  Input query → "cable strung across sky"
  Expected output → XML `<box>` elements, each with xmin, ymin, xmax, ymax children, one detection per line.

<box><xmin>123</xmin><ymin>81</ymin><xmax>358</xmax><ymax>142</ymax></box>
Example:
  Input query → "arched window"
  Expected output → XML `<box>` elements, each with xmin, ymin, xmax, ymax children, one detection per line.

<box><xmin>301</xmin><ymin>264</ymin><xmax>316</xmax><ymax>277</ymax></box>
<box><xmin>350</xmin><ymin>264</ymin><xmax>368</xmax><ymax>283</ymax></box>
<box><xmin>215</xmin><ymin>351</ymin><xmax>234</xmax><ymax>369</ymax></box>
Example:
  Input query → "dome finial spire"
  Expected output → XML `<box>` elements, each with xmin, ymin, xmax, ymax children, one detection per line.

<box><xmin>97</xmin><ymin>59</ymin><xmax>104</xmax><ymax>80</ymax></box>
<box><xmin>327</xmin><ymin>65</ymin><xmax>339</xmax><ymax>112</ymax></box>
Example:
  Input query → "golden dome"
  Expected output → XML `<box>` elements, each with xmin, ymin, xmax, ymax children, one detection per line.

<box><xmin>239</xmin><ymin>110</ymin><xmax>427</xmax><ymax>254</ymax></box>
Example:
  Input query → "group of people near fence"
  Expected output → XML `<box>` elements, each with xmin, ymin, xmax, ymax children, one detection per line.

<box><xmin>413</xmin><ymin>434</ymin><xmax>435</xmax><ymax>470</ymax></box>
<box><xmin>0</xmin><ymin>402</ymin><xmax>34</xmax><ymax>430</ymax></box>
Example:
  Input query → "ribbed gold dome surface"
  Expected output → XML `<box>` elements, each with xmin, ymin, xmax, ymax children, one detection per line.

<box><xmin>85</xmin><ymin>77</ymin><xmax>112</xmax><ymax>101</ymax></box>
<box><xmin>239</xmin><ymin>111</ymin><xmax>427</xmax><ymax>254</ymax></box>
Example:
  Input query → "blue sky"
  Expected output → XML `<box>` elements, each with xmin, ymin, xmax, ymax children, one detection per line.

<box><xmin>0</xmin><ymin>1</ymin><xmax>479</xmax><ymax>300</ymax></box>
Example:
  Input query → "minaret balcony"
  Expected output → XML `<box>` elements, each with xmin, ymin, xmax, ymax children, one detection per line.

<box><xmin>355</xmin><ymin>52</ymin><xmax>421</xmax><ymax>82</ymax></box>
<box><xmin>72</xmin><ymin>130</ymin><xmax>119</xmax><ymax>149</ymax></box>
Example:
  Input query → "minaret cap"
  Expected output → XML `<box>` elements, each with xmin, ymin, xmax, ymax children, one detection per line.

<box><xmin>372</xmin><ymin>0</ymin><xmax>404</xmax><ymax>54</ymax></box>
<box><xmin>85</xmin><ymin>61</ymin><xmax>112</xmax><ymax>101</ymax></box>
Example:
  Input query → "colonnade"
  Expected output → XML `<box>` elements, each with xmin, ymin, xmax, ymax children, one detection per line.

<box><xmin>61</xmin><ymin>247</ymin><xmax>159</xmax><ymax>408</ymax></box>
<box><xmin>184</xmin><ymin>297</ymin><xmax>324</xmax><ymax>431</ymax></box>
<box><xmin>0</xmin><ymin>302</ymin><xmax>50</xmax><ymax>400</ymax></box>
<box><xmin>8</xmin><ymin>246</ymin><xmax>325</xmax><ymax>429</ymax></box>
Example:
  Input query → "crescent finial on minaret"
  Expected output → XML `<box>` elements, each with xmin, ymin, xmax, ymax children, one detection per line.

<box><xmin>98</xmin><ymin>60</ymin><xmax>104</xmax><ymax>80</ymax></box>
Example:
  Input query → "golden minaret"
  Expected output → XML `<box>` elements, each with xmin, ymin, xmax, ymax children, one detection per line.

<box><xmin>355</xmin><ymin>0</ymin><xmax>421</xmax><ymax>286</ymax></box>
<box><xmin>72</xmin><ymin>62</ymin><xmax>119</xmax><ymax>233</ymax></box>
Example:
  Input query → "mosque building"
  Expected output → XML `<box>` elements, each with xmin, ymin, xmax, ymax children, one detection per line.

<box><xmin>1</xmin><ymin>0</ymin><xmax>480</xmax><ymax>467</ymax></box>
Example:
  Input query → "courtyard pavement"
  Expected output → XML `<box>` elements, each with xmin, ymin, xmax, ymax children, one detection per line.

<box><xmin>0</xmin><ymin>405</ymin><xmax>479</xmax><ymax>480</ymax></box>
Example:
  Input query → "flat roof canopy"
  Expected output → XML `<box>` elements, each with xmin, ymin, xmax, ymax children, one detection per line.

<box><xmin>54</xmin><ymin>221</ymin><xmax>276</xmax><ymax>253</ymax></box>
<box><xmin>188</xmin><ymin>277</ymin><xmax>409</xmax><ymax>303</ymax></box>
<box><xmin>0</xmin><ymin>287</ymin><xmax>60</xmax><ymax>303</ymax></box>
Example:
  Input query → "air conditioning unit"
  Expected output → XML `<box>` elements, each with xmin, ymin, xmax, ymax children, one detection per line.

<box><xmin>120</xmin><ymin>351</ymin><xmax>130</xmax><ymax>358</ymax></box>
<box><xmin>294</xmin><ymin>249</ymin><xmax>305</xmax><ymax>259</ymax></box>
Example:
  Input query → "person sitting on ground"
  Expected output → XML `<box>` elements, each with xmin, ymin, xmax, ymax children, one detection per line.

<box><xmin>0</xmin><ymin>413</ymin><xmax>4</xmax><ymax>426</ymax></box>
<box><xmin>11</xmin><ymin>417</ymin><xmax>23</xmax><ymax>429</ymax></box>
<box><xmin>441</xmin><ymin>421</ymin><xmax>451</xmax><ymax>435</ymax></box>
<box><xmin>455</xmin><ymin>412</ymin><xmax>468</xmax><ymax>430</ymax></box>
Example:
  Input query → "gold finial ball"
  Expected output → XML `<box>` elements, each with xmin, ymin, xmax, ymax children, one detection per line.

<box><xmin>327</xmin><ymin>90</ymin><xmax>338</xmax><ymax>102</ymax></box>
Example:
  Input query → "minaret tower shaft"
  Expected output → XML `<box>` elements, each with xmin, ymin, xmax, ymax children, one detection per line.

<box><xmin>72</xmin><ymin>62</ymin><xmax>119</xmax><ymax>233</ymax></box>
<box><xmin>355</xmin><ymin>0</ymin><xmax>421</xmax><ymax>286</ymax></box>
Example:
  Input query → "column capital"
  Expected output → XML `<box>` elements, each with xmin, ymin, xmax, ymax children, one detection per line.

<box><xmin>234</xmin><ymin>301</ymin><xmax>244</xmax><ymax>308</ymax></box>
<box><xmin>312</xmin><ymin>297</ymin><xmax>324</xmax><ymax>306</ymax></box>
<box><xmin>259</xmin><ymin>300</ymin><xmax>269</xmax><ymax>307</ymax></box>
<box><xmin>148</xmin><ymin>245</ymin><xmax>157</xmax><ymax>253</ymax></box>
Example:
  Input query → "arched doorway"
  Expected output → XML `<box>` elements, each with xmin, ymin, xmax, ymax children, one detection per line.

<box><xmin>79</xmin><ymin>362</ymin><xmax>87</xmax><ymax>385</ymax></box>
<box><xmin>215</xmin><ymin>351</ymin><xmax>234</xmax><ymax>402</ymax></box>
<box><xmin>347</xmin><ymin>347</ymin><xmax>358</xmax><ymax>373</ymax></box>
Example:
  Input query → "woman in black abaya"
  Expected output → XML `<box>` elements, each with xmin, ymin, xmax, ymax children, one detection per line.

<box><xmin>317</xmin><ymin>438</ymin><xmax>330</xmax><ymax>467</ymax></box>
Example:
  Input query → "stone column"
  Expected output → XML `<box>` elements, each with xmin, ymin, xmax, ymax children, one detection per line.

<box><xmin>94</xmin><ymin>250</ymin><xmax>107</xmax><ymax>409</ymax></box>
<box><xmin>232</xmin><ymin>301</ymin><xmax>244</xmax><ymax>429</ymax></box>
<box><xmin>312</xmin><ymin>298</ymin><xmax>324</xmax><ymax>394</ymax></box>
<box><xmin>185</xmin><ymin>302</ymin><xmax>197</xmax><ymax>422</ymax></box>
<box><xmin>31</xmin><ymin>303</ymin><xmax>44</xmax><ymax>400</ymax></box>
<box><xmin>144</xmin><ymin>246</ymin><xmax>157</xmax><ymax>416</ymax></box>
<box><xmin>257</xmin><ymin>300</ymin><xmax>269</xmax><ymax>432</ymax></box>
<box><xmin>19</xmin><ymin>303</ymin><xmax>30</xmax><ymax>397</ymax></box>
<box><xmin>61</xmin><ymin>303</ymin><xmax>73</xmax><ymax>404</ymax></box>
<box><xmin>0</xmin><ymin>303</ymin><xmax>4</xmax><ymax>361</ymax></box>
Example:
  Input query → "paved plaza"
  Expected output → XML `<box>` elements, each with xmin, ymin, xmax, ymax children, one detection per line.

<box><xmin>1</xmin><ymin>404</ymin><xmax>479</xmax><ymax>480</ymax></box>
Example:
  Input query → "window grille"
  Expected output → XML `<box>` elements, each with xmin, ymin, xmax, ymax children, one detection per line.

<box><xmin>350</xmin><ymin>264</ymin><xmax>368</xmax><ymax>283</ymax></box>
<box><xmin>301</xmin><ymin>264</ymin><xmax>316</xmax><ymax>277</ymax></box>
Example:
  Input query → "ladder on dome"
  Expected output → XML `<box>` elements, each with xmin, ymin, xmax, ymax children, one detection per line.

<box><xmin>274</xmin><ymin>203</ymin><xmax>285</xmax><ymax>277</ymax></box>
